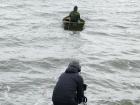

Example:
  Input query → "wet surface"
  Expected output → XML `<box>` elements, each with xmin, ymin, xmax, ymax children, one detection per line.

<box><xmin>0</xmin><ymin>0</ymin><xmax>140</xmax><ymax>105</ymax></box>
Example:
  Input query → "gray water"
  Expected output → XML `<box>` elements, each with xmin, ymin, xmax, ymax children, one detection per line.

<box><xmin>0</xmin><ymin>0</ymin><xmax>140</xmax><ymax>105</ymax></box>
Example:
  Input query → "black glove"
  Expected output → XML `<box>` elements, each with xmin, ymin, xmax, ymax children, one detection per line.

<box><xmin>83</xmin><ymin>84</ymin><xmax>87</xmax><ymax>91</ymax></box>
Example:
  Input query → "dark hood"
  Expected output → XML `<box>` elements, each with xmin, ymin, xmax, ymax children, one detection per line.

<box><xmin>65</xmin><ymin>60</ymin><xmax>81</xmax><ymax>73</ymax></box>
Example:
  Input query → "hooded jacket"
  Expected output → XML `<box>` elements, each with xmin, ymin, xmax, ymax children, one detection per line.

<box><xmin>52</xmin><ymin>61</ymin><xmax>84</xmax><ymax>104</ymax></box>
<box><xmin>69</xmin><ymin>11</ymin><xmax>80</xmax><ymax>22</ymax></box>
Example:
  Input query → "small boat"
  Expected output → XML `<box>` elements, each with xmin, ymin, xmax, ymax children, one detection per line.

<box><xmin>63</xmin><ymin>16</ymin><xmax>85</xmax><ymax>31</ymax></box>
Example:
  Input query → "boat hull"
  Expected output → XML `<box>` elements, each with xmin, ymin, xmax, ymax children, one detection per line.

<box><xmin>63</xmin><ymin>16</ymin><xmax>85</xmax><ymax>31</ymax></box>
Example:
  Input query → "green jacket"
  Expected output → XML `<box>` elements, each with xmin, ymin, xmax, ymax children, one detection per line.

<box><xmin>69</xmin><ymin>11</ymin><xmax>80</xmax><ymax>22</ymax></box>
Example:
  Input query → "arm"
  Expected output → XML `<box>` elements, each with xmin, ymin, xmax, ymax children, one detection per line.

<box><xmin>76</xmin><ymin>75</ymin><xmax>84</xmax><ymax>104</ymax></box>
<box><xmin>77</xmin><ymin>12</ymin><xmax>80</xmax><ymax>20</ymax></box>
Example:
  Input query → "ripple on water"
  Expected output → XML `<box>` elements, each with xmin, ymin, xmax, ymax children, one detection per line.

<box><xmin>102</xmin><ymin>59</ymin><xmax>140</xmax><ymax>71</ymax></box>
<box><xmin>0</xmin><ymin>0</ymin><xmax>140</xmax><ymax>105</ymax></box>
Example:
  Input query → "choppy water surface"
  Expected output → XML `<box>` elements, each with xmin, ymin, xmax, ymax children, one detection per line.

<box><xmin>0</xmin><ymin>0</ymin><xmax>140</xmax><ymax>105</ymax></box>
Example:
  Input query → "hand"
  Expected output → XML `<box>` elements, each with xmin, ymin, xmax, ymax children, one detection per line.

<box><xmin>83</xmin><ymin>84</ymin><xmax>87</xmax><ymax>91</ymax></box>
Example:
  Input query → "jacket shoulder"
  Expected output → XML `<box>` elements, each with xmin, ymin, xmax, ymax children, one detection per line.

<box><xmin>75</xmin><ymin>74</ymin><xmax>83</xmax><ymax>83</ymax></box>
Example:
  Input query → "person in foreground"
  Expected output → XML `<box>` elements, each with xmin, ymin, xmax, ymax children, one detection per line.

<box><xmin>69</xmin><ymin>6</ymin><xmax>80</xmax><ymax>22</ymax></box>
<box><xmin>52</xmin><ymin>60</ymin><xmax>87</xmax><ymax>105</ymax></box>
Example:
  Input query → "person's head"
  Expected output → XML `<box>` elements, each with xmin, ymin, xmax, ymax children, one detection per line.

<box><xmin>73</xmin><ymin>6</ymin><xmax>78</xmax><ymax>11</ymax></box>
<box><xmin>68</xmin><ymin>60</ymin><xmax>81</xmax><ymax>72</ymax></box>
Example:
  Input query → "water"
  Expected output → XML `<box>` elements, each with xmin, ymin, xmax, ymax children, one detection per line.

<box><xmin>0</xmin><ymin>0</ymin><xmax>140</xmax><ymax>105</ymax></box>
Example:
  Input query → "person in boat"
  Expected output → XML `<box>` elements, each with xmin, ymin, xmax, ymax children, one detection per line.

<box><xmin>52</xmin><ymin>60</ymin><xmax>87</xmax><ymax>105</ymax></box>
<box><xmin>69</xmin><ymin>6</ymin><xmax>80</xmax><ymax>22</ymax></box>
